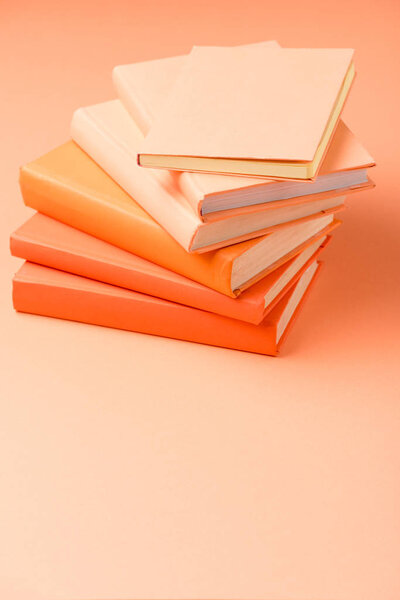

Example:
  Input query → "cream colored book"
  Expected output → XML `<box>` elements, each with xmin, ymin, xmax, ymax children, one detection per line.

<box><xmin>114</xmin><ymin>49</ymin><xmax>374</xmax><ymax>221</ymax></box>
<box><xmin>138</xmin><ymin>45</ymin><xmax>356</xmax><ymax>180</ymax></box>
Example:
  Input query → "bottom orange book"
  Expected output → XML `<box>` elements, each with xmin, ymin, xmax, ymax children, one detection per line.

<box><xmin>13</xmin><ymin>260</ymin><xmax>321</xmax><ymax>356</ymax></box>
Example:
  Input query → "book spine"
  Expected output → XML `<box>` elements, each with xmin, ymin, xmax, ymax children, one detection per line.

<box><xmin>178</xmin><ymin>171</ymin><xmax>205</xmax><ymax>219</ymax></box>
<box><xmin>19</xmin><ymin>166</ymin><xmax>237</xmax><ymax>298</ymax></box>
<box><xmin>70</xmin><ymin>106</ymin><xmax>199</xmax><ymax>252</ymax></box>
<box><xmin>112</xmin><ymin>67</ymin><xmax>152</xmax><ymax>135</ymax></box>
<box><xmin>13</xmin><ymin>265</ymin><xmax>278</xmax><ymax>355</ymax></box>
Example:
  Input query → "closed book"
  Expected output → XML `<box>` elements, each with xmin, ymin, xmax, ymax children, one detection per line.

<box><xmin>10</xmin><ymin>213</ymin><xmax>331</xmax><ymax>325</ymax></box>
<box><xmin>20</xmin><ymin>140</ymin><xmax>340</xmax><ymax>298</ymax></box>
<box><xmin>70</xmin><ymin>99</ymin><xmax>345</xmax><ymax>252</ymax></box>
<box><xmin>114</xmin><ymin>40</ymin><xmax>280</xmax><ymax>136</ymax></box>
<box><xmin>12</xmin><ymin>260</ymin><xmax>322</xmax><ymax>356</ymax></box>
<box><xmin>138</xmin><ymin>45</ymin><xmax>355</xmax><ymax>180</ymax></box>
<box><xmin>114</xmin><ymin>50</ymin><xmax>374</xmax><ymax>220</ymax></box>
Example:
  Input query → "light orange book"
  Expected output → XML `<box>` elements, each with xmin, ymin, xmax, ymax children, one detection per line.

<box><xmin>114</xmin><ymin>49</ymin><xmax>374</xmax><ymax>221</ymax></box>
<box><xmin>10</xmin><ymin>213</ymin><xmax>331</xmax><ymax>325</ymax></box>
<box><xmin>70</xmin><ymin>99</ymin><xmax>345</xmax><ymax>251</ymax></box>
<box><xmin>19</xmin><ymin>140</ymin><xmax>340</xmax><ymax>298</ymax></box>
<box><xmin>114</xmin><ymin>40</ymin><xmax>280</xmax><ymax>136</ymax></box>
<box><xmin>138</xmin><ymin>45</ymin><xmax>355</xmax><ymax>180</ymax></box>
<box><xmin>12</xmin><ymin>260</ymin><xmax>322</xmax><ymax>356</ymax></box>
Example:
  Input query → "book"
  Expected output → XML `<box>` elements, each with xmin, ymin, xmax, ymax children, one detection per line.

<box><xmin>114</xmin><ymin>51</ymin><xmax>374</xmax><ymax>220</ymax></box>
<box><xmin>20</xmin><ymin>140</ymin><xmax>340</xmax><ymax>297</ymax></box>
<box><xmin>12</xmin><ymin>260</ymin><xmax>322</xmax><ymax>356</ymax></box>
<box><xmin>70</xmin><ymin>99</ymin><xmax>345</xmax><ymax>252</ymax></box>
<box><xmin>138</xmin><ymin>45</ymin><xmax>355</xmax><ymax>180</ymax></box>
<box><xmin>10</xmin><ymin>213</ymin><xmax>331</xmax><ymax>325</ymax></box>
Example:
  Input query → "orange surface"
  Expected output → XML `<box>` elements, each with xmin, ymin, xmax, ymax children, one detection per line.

<box><xmin>1</xmin><ymin>2</ymin><xmax>400</xmax><ymax>600</ymax></box>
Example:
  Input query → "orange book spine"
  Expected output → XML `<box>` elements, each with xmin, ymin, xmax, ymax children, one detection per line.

<box><xmin>19</xmin><ymin>164</ymin><xmax>236</xmax><ymax>297</ymax></box>
<box><xmin>9</xmin><ymin>230</ymin><xmax>259</xmax><ymax>323</ymax></box>
<box><xmin>12</xmin><ymin>262</ymin><xmax>321</xmax><ymax>356</ymax></box>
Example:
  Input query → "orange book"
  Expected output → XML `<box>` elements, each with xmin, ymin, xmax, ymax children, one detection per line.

<box><xmin>10</xmin><ymin>213</ymin><xmax>331</xmax><ymax>325</ymax></box>
<box><xmin>114</xmin><ymin>47</ymin><xmax>374</xmax><ymax>221</ymax></box>
<box><xmin>138</xmin><ymin>45</ymin><xmax>355</xmax><ymax>180</ymax></box>
<box><xmin>70</xmin><ymin>99</ymin><xmax>345</xmax><ymax>251</ymax></box>
<box><xmin>20</xmin><ymin>140</ymin><xmax>340</xmax><ymax>298</ymax></box>
<box><xmin>12</xmin><ymin>260</ymin><xmax>322</xmax><ymax>356</ymax></box>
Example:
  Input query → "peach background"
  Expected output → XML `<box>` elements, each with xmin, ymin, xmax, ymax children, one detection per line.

<box><xmin>1</xmin><ymin>1</ymin><xmax>400</xmax><ymax>599</ymax></box>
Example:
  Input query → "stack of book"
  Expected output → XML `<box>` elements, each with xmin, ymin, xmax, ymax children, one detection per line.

<box><xmin>10</xmin><ymin>41</ymin><xmax>375</xmax><ymax>356</ymax></box>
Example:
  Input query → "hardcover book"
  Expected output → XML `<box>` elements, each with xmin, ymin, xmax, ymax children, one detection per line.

<box><xmin>114</xmin><ymin>40</ymin><xmax>280</xmax><ymax>136</ymax></box>
<box><xmin>10</xmin><ymin>213</ymin><xmax>331</xmax><ymax>325</ymax></box>
<box><xmin>13</xmin><ymin>260</ymin><xmax>322</xmax><ymax>356</ymax></box>
<box><xmin>20</xmin><ymin>140</ymin><xmax>340</xmax><ymax>298</ymax></box>
<box><xmin>114</xmin><ymin>49</ymin><xmax>374</xmax><ymax>220</ymax></box>
<box><xmin>70</xmin><ymin>100</ymin><xmax>345</xmax><ymax>252</ymax></box>
<box><xmin>138</xmin><ymin>45</ymin><xmax>356</xmax><ymax>180</ymax></box>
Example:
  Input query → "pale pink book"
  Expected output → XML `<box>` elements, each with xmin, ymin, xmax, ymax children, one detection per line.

<box><xmin>138</xmin><ymin>45</ymin><xmax>356</xmax><ymax>180</ymax></box>
<box><xmin>114</xmin><ymin>46</ymin><xmax>374</xmax><ymax>219</ymax></box>
<box><xmin>71</xmin><ymin>100</ymin><xmax>345</xmax><ymax>252</ymax></box>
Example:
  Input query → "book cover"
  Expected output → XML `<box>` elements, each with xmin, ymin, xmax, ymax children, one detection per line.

<box><xmin>138</xmin><ymin>45</ymin><xmax>355</xmax><ymax>179</ymax></box>
<box><xmin>113</xmin><ymin>40</ymin><xmax>280</xmax><ymax>135</ymax></box>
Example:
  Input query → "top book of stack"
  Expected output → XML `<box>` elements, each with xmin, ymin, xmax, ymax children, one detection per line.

<box><xmin>137</xmin><ymin>44</ymin><xmax>355</xmax><ymax>180</ymax></box>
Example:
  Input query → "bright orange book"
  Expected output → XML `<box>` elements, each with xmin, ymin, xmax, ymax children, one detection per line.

<box><xmin>138</xmin><ymin>45</ymin><xmax>355</xmax><ymax>180</ymax></box>
<box><xmin>20</xmin><ymin>141</ymin><xmax>340</xmax><ymax>298</ymax></box>
<box><xmin>12</xmin><ymin>260</ymin><xmax>322</xmax><ymax>356</ymax></box>
<box><xmin>10</xmin><ymin>213</ymin><xmax>331</xmax><ymax>325</ymax></box>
